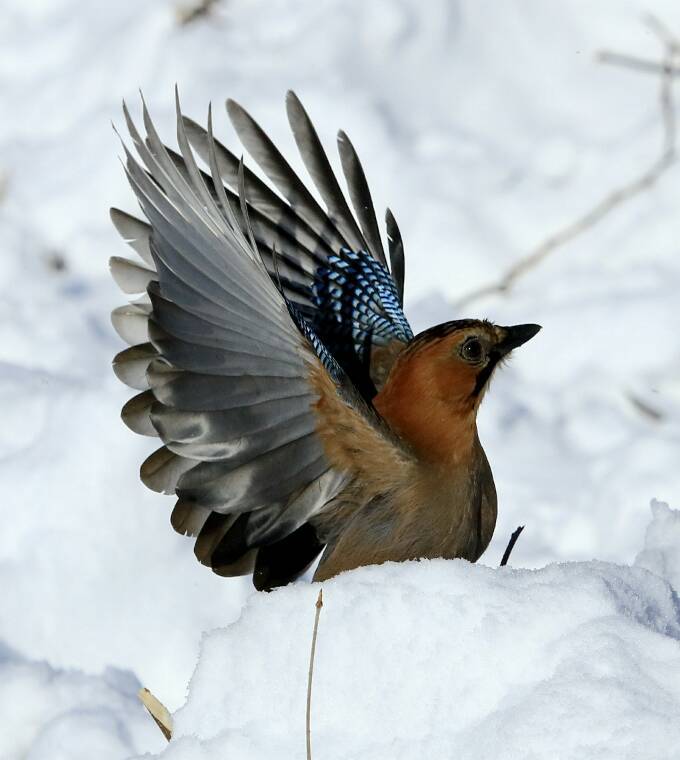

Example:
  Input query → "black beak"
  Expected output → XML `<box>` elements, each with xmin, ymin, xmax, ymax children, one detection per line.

<box><xmin>497</xmin><ymin>323</ymin><xmax>541</xmax><ymax>355</ymax></box>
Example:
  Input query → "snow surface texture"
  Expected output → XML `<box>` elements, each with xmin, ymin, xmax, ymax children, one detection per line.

<box><xmin>0</xmin><ymin>643</ymin><xmax>164</xmax><ymax>759</ymax></box>
<box><xmin>149</xmin><ymin>507</ymin><xmax>680</xmax><ymax>759</ymax></box>
<box><xmin>2</xmin><ymin>0</ymin><xmax>680</xmax><ymax>756</ymax></box>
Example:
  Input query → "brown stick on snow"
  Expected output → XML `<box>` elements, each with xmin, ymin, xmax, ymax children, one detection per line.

<box><xmin>456</xmin><ymin>16</ymin><xmax>679</xmax><ymax>309</ymax></box>
<box><xmin>500</xmin><ymin>526</ymin><xmax>525</xmax><ymax>567</ymax></box>
<box><xmin>176</xmin><ymin>0</ymin><xmax>220</xmax><ymax>25</ymax></box>
<box><xmin>307</xmin><ymin>589</ymin><xmax>324</xmax><ymax>760</ymax></box>
<box><xmin>138</xmin><ymin>687</ymin><xmax>173</xmax><ymax>741</ymax></box>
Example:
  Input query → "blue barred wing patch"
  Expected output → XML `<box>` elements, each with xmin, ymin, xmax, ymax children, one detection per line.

<box><xmin>283</xmin><ymin>248</ymin><xmax>412</xmax><ymax>400</ymax></box>
<box><xmin>286</xmin><ymin>303</ymin><xmax>344</xmax><ymax>383</ymax></box>
<box><xmin>312</xmin><ymin>247</ymin><xmax>412</xmax><ymax>355</ymax></box>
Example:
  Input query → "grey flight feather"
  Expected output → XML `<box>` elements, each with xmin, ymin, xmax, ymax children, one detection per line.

<box><xmin>385</xmin><ymin>208</ymin><xmax>405</xmax><ymax>305</ymax></box>
<box><xmin>285</xmin><ymin>91</ymin><xmax>367</xmax><ymax>254</ymax></box>
<box><xmin>336</xmin><ymin>129</ymin><xmax>387</xmax><ymax>267</ymax></box>
<box><xmin>182</xmin><ymin>115</ymin><xmax>334</xmax><ymax>262</ymax></box>
<box><xmin>113</xmin><ymin>343</ymin><xmax>158</xmax><ymax>391</ymax></box>
<box><xmin>109</xmin><ymin>208</ymin><xmax>153</xmax><ymax>266</ymax></box>
<box><xmin>226</xmin><ymin>98</ymin><xmax>347</xmax><ymax>253</ymax></box>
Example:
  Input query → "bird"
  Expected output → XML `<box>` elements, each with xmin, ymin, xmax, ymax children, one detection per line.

<box><xmin>109</xmin><ymin>89</ymin><xmax>540</xmax><ymax>591</ymax></box>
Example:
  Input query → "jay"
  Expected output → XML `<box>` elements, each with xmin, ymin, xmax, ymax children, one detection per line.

<box><xmin>110</xmin><ymin>90</ymin><xmax>540</xmax><ymax>590</ymax></box>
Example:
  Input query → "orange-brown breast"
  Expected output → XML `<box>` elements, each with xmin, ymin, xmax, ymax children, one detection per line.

<box><xmin>307</xmin><ymin>339</ymin><xmax>497</xmax><ymax>581</ymax></box>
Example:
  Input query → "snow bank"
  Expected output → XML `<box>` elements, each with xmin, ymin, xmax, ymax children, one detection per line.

<box><xmin>147</xmin><ymin>506</ymin><xmax>680</xmax><ymax>759</ymax></box>
<box><xmin>0</xmin><ymin>353</ymin><xmax>248</xmax><ymax>709</ymax></box>
<box><xmin>0</xmin><ymin>643</ymin><xmax>164</xmax><ymax>760</ymax></box>
<box><xmin>635</xmin><ymin>499</ymin><xmax>680</xmax><ymax>589</ymax></box>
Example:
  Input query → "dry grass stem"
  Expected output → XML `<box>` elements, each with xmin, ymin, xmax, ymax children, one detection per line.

<box><xmin>307</xmin><ymin>589</ymin><xmax>324</xmax><ymax>760</ymax></box>
<box><xmin>138</xmin><ymin>687</ymin><xmax>173</xmax><ymax>741</ymax></box>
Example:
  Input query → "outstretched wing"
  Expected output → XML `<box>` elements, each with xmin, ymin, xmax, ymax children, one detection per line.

<box><xmin>180</xmin><ymin>91</ymin><xmax>413</xmax><ymax>394</ymax></box>
<box><xmin>110</xmin><ymin>91</ymin><xmax>413</xmax><ymax>589</ymax></box>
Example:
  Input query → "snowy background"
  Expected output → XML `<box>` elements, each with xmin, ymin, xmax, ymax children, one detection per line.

<box><xmin>2</xmin><ymin>0</ymin><xmax>680</xmax><ymax>757</ymax></box>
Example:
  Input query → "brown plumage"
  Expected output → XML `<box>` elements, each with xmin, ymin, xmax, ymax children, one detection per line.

<box><xmin>309</xmin><ymin>321</ymin><xmax>537</xmax><ymax>580</ymax></box>
<box><xmin>110</xmin><ymin>90</ymin><xmax>540</xmax><ymax>590</ymax></box>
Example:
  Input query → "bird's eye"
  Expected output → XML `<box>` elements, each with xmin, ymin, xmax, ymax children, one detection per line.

<box><xmin>460</xmin><ymin>337</ymin><xmax>483</xmax><ymax>363</ymax></box>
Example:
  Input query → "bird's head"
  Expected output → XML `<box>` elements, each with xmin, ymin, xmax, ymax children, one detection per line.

<box><xmin>373</xmin><ymin>319</ymin><xmax>541</xmax><ymax>463</ymax></box>
<box><xmin>405</xmin><ymin>319</ymin><xmax>541</xmax><ymax>406</ymax></box>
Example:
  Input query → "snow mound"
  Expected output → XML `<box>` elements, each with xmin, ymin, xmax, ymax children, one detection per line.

<box><xmin>147</xmin><ymin>511</ymin><xmax>680</xmax><ymax>760</ymax></box>
<box><xmin>0</xmin><ymin>643</ymin><xmax>164</xmax><ymax>760</ymax></box>
<box><xmin>635</xmin><ymin>499</ymin><xmax>680</xmax><ymax>591</ymax></box>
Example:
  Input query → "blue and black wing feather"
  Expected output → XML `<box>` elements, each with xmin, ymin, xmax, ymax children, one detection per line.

<box><xmin>310</xmin><ymin>248</ymin><xmax>412</xmax><ymax>398</ymax></box>
<box><xmin>177</xmin><ymin>94</ymin><xmax>412</xmax><ymax>400</ymax></box>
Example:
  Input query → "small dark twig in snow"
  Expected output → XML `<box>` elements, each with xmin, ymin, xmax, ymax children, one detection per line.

<box><xmin>457</xmin><ymin>16</ymin><xmax>679</xmax><ymax>309</ymax></box>
<box><xmin>627</xmin><ymin>392</ymin><xmax>664</xmax><ymax>422</ymax></box>
<box><xmin>176</xmin><ymin>0</ymin><xmax>220</xmax><ymax>25</ymax></box>
<box><xmin>500</xmin><ymin>526</ymin><xmax>525</xmax><ymax>567</ymax></box>
<box><xmin>307</xmin><ymin>589</ymin><xmax>323</xmax><ymax>760</ymax></box>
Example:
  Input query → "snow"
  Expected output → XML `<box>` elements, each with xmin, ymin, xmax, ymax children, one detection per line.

<box><xmin>150</xmin><ymin>521</ymin><xmax>680</xmax><ymax>759</ymax></box>
<box><xmin>2</xmin><ymin>0</ymin><xmax>680</xmax><ymax>756</ymax></box>
<box><xmin>636</xmin><ymin>499</ymin><xmax>680</xmax><ymax>591</ymax></box>
<box><xmin>0</xmin><ymin>643</ymin><xmax>164</xmax><ymax>759</ymax></box>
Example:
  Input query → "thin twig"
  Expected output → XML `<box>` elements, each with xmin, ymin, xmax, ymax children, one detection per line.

<box><xmin>307</xmin><ymin>589</ymin><xmax>323</xmax><ymax>760</ymax></box>
<box><xmin>598</xmin><ymin>51</ymin><xmax>680</xmax><ymax>77</ymax></box>
<box><xmin>176</xmin><ymin>0</ymin><xmax>220</xmax><ymax>25</ymax></box>
<box><xmin>645</xmin><ymin>13</ymin><xmax>680</xmax><ymax>54</ymax></box>
<box><xmin>627</xmin><ymin>392</ymin><xmax>664</xmax><ymax>422</ymax></box>
<box><xmin>500</xmin><ymin>526</ymin><xmax>525</xmax><ymax>566</ymax></box>
<box><xmin>457</xmin><ymin>20</ymin><xmax>679</xmax><ymax>309</ymax></box>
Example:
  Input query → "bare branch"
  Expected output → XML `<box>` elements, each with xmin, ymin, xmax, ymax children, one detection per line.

<box><xmin>500</xmin><ymin>526</ymin><xmax>525</xmax><ymax>567</ymax></box>
<box><xmin>457</xmin><ymin>20</ymin><xmax>679</xmax><ymax>310</ymax></box>
<box><xmin>645</xmin><ymin>14</ymin><xmax>680</xmax><ymax>53</ymax></box>
<box><xmin>307</xmin><ymin>589</ymin><xmax>324</xmax><ymax>760</ymax></box>
<box><xmin>597</xmin><ymin>51</ymin><xmax>680</xmax><ymax>77</ymax></box>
